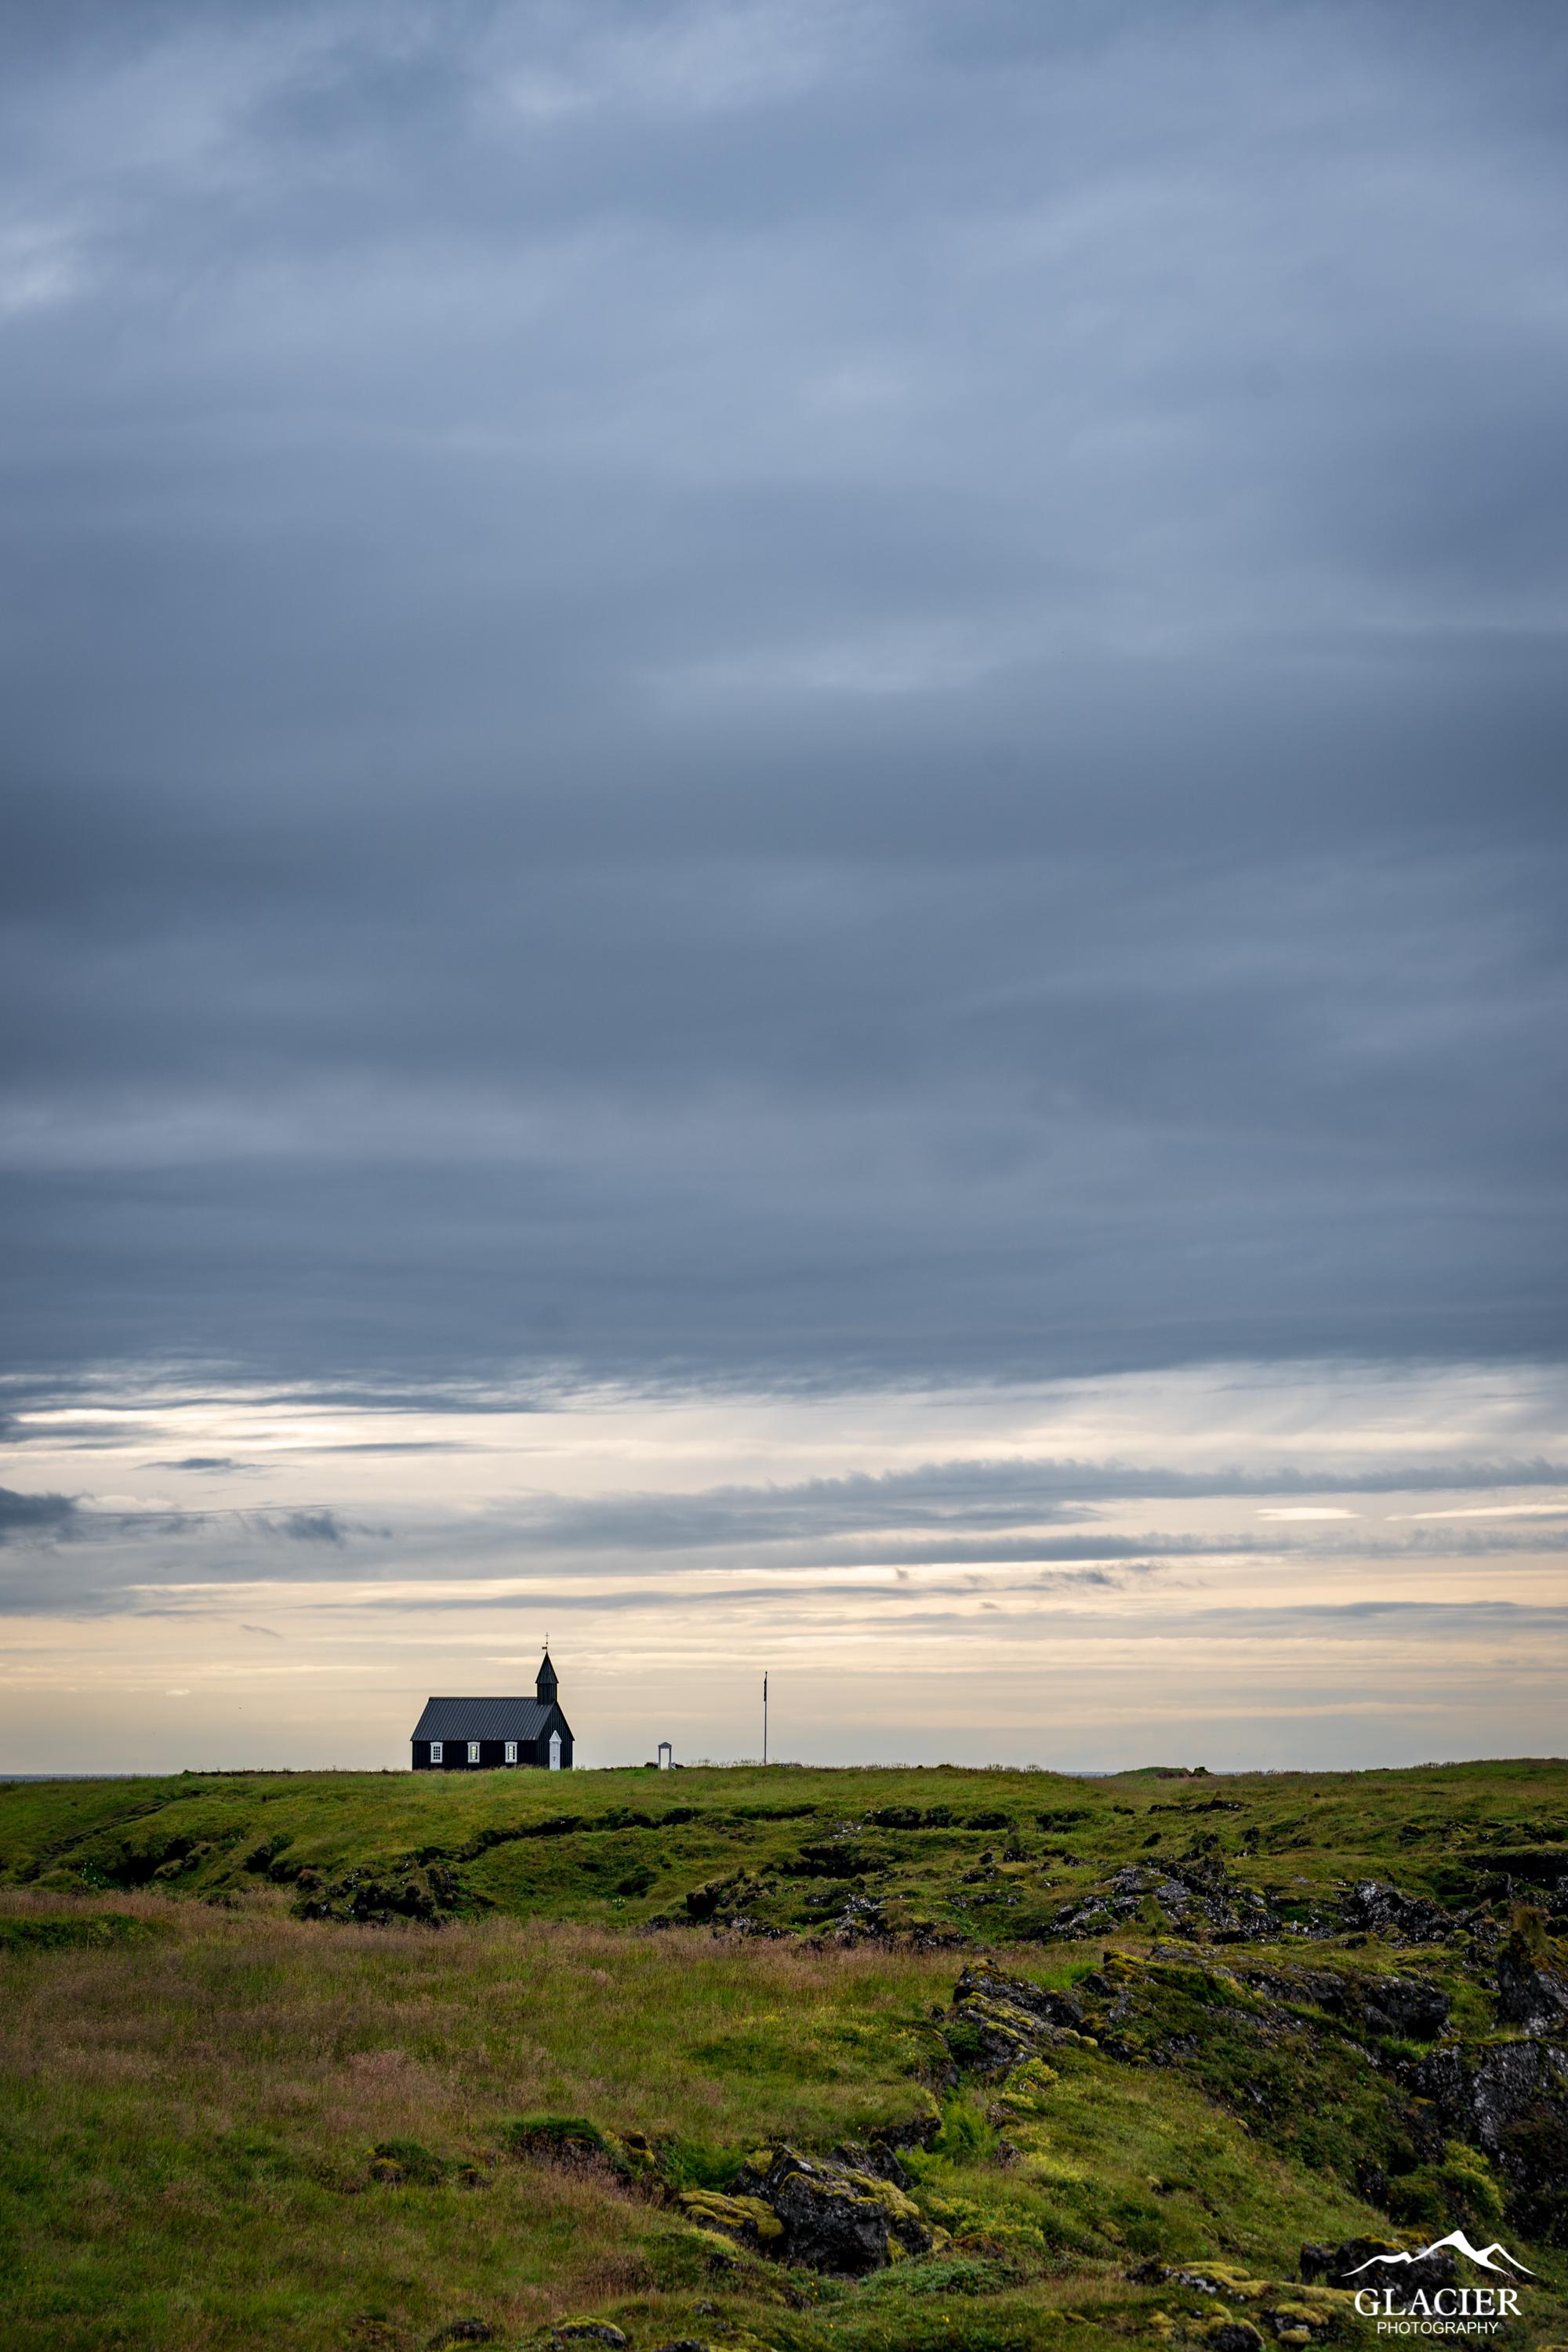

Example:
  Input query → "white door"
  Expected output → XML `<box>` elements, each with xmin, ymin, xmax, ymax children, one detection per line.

<box><xmin>548</xmin><ymin>1730</ymin><xmax>561</xmax><ymax>1769</ymax></box>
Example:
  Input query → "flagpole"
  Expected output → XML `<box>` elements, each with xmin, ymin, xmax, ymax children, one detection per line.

<box><xmin>763</xmin><ymin>1671</ymin><xmax>768</xmax><ymax>1766</ymax></box>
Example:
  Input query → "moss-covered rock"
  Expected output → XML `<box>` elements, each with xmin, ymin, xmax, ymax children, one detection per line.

<box><xmin>677</xmin><ymin>2189</ymin><xmax>786</xmax><ymax>2248</ymax></box>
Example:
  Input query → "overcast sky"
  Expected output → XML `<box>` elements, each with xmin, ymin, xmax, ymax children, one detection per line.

<box><xmin>2</xmin><ymin>1</ymin><xmax>1565</xmax><ymax>1769</ymax></box>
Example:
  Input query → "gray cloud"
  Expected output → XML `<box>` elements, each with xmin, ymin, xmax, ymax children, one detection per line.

<box><xmin>0</xmin><ymin>1</ymin><xmax>1564</xmax><ymax>1402</ymax></box>
<box><xmin>490</xmin><ymin>1456</ymin><xmax>1568</xmax><ymax>1555</ymax></box>
<box><xmin>7</xmin><ymin>1436</ymin><xmax>1568</xmax><ymax>1572</ymax></box>
<box><xmin>0</xmin><ymin>1491</ymin><xmax>354</xmax><ymax>1549</ymax></box>
<box><xmin>0</xmin><ymin>1486</ymin><xmax>78</xmax><ymax>1541</ymax></box>
<box><xmin>263</xmin><ymin>1508</ymin><xmax>350</xmax><ymax>1545</ymax></box>
<box><xmin>4</xmin><ymin>1461</ymin><xmax>1563</xmax><ymax>1620</ymax></box>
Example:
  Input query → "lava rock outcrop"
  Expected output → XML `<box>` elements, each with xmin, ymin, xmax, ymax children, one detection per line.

<box><xmin>680</xmin><ymin>2143</ymin><xmax>935</xmax><ymax>2274</ymax></box>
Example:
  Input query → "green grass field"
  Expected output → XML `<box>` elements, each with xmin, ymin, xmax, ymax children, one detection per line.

<box><xmin>3</xmin><ymin>1759</ymin><xmax>1566</xmax><ymax>2351</ymax></box>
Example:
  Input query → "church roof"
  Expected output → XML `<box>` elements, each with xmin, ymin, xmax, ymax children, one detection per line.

<box><xmin>412</xmin><ymin>1696</ymin><xmax>557</xmax><ymax>1742</ymax></box>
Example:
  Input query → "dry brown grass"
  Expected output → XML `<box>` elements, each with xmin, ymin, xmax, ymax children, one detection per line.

<box><xmin>0</xmin><ymin>1889</ymin><xmax>955</xmax><ymax>2350</ymax></box>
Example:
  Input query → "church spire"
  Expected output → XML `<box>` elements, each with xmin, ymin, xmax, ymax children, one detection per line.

<box><xmin>535</xmin><ymin>1646</ymin><xmax>558</xmax><ymax>1705</ymax></box>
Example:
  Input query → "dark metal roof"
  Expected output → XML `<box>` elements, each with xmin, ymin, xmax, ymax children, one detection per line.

<box><xmin>411</xmin><ymin>1697</ymin><xmax>559</xmax><ymax>1743</ymax></box>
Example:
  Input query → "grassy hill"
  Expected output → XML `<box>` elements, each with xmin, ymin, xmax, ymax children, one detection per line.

<box><xmin>2</xmin><ymin>1759</ymin><xmax>1566</xmax><ymax>2351</ymax></box>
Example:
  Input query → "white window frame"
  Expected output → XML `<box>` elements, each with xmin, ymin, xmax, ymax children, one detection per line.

<box><xmin>429</xmin><ymin>1741</ymin><xmax>443</xmax><ymax>1763</ymax></box>
<box><xmin>467</xmin><ymin>1740</ymin><xmax>481</xmax><ymax>1762</ymax></box>
<box><xmin>504</xmin><ymin>1740</ymin><xmax>517</xmax><ymax>1763</ymax></box>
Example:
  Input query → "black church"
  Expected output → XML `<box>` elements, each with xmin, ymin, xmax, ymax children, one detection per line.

<box><xmin>411</xmin><ymin>1650</ymin><xmax>574</xmax><ymax>1770</ymax></box>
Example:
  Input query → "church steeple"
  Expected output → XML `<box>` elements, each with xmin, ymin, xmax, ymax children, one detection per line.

<box><xmin>535</xmin><ymin>1647</ymin><xmax>558</xmax><ymax>1705</ymax></box>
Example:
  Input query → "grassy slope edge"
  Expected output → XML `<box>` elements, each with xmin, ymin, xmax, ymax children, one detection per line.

<box><xmin>1</xmin><ymin>1758</ymin><xmax>1565</xmax><ymax>2352</ymax></box>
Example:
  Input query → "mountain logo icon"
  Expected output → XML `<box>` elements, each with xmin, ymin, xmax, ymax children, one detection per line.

<box><xmin>1341</xmin><ymin>2233</ymin><xmax>1536</xmax><ymax>2280</ymax></box>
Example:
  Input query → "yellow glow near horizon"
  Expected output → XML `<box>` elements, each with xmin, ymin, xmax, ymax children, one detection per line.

<box><xmin>2</xmin><ymin>1357</ymin><xmax>1564</xmax><ymax>1773</ymax></box>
